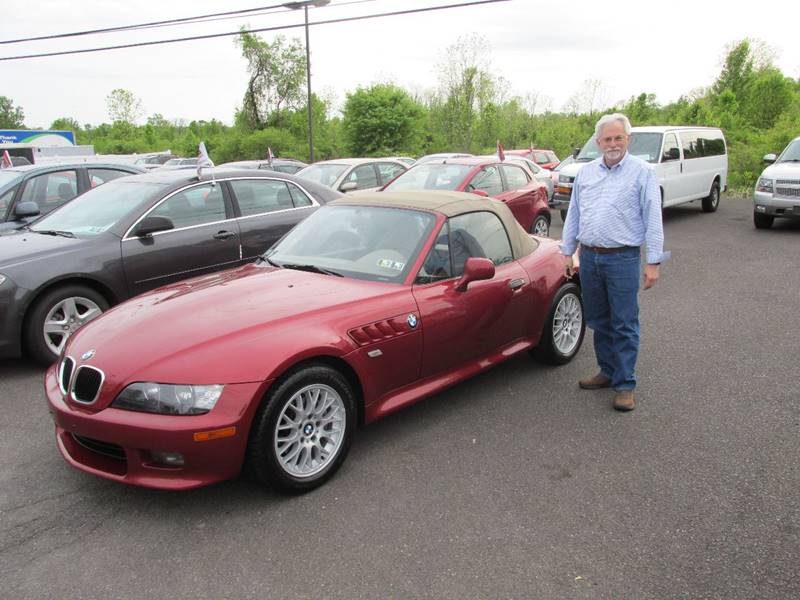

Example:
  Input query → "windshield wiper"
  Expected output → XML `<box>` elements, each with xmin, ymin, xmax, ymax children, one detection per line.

<box><xmin>256</xmin><ymin>255</ymin><xmax>280</xmax><ymax>267</ymax></box>
<box><xmin>32</xmin><ymin>229</ymin><xmax>76</xmax><ymax>238</ymax></box>
<box><xmin>280</xmin><ymin>262</ymin><xmax>343</xmax><ymax>277</ymax></box>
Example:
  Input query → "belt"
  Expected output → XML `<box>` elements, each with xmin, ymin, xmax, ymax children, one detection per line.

<box><xmin>580</xmin><ymin>244</ymin><xmax>638</xmax><ymax>254</ymax></box>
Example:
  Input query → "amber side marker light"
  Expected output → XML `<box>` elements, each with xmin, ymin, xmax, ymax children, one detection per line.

<box><xmin>193</xmin><ymin>426</ymin><xmax>237</xmax><ymax>442</ymax></box>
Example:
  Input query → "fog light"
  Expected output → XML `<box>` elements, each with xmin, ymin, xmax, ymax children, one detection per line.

<box><xmin>149</xmin><ymin>450</ymin><xmax>185</xmax><ymax>466</ymax></box>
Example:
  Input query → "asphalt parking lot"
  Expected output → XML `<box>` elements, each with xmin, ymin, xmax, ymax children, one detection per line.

<box><xmin>1</xmin><ymin>195</ymin><xmax>798</xmax><ymax>599</ymax></box>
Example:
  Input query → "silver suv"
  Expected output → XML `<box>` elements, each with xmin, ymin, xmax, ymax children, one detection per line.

<box><xmin>753</xmin><ymin>136</ymin><xmax>800</xmax><ymax>229</ymax></box>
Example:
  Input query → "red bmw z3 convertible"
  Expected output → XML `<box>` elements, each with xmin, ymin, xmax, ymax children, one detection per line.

<box><xmin>46</xmin><ymin>191</ymin><xmax>585</xmax><ymax>493</ymax></box>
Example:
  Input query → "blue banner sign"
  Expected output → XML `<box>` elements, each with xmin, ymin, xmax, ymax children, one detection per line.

<box><xmin>0</xmin><ymin>130</ymin><xmax>76</xmax><ymax>146</ymax></box>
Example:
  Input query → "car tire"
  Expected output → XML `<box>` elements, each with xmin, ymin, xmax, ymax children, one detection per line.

<box><xmin>532</xmin><ymin>282</ymin><xmax>585</xmax><ymax>365</ymax></box>
<box><xmin>753</xmin><ymin>211</ymin><xmax>774</xmax><ymax>229</ymax></box>
<box><xmin>24</xmin><ymin>285</ymin><xmax>108</xmax><ymax>365</ymax></box>
<box><xmin>247</xmin><ymin>363</ymin><xmax>356</xmax><ymax>493</ymax></box>
<box><xmin>702</xmin><ymin>182</ymin><xmax>720</xmax><ymax>213</ymax></box>
<box><xmin>560</xmin><ymin>209</ymin><xmax>568</xmax><ymax>222</ymax></box>
<box><xmin>531</xmin><ymin>215</ymin><xmax>550</xmax><ymax>237</ymax></box>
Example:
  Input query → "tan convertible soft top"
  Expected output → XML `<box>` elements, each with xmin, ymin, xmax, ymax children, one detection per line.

<box><xmin>332</xmin><ymin>191</ymin><xmax>539</xmax><ymax>258</ymax></box>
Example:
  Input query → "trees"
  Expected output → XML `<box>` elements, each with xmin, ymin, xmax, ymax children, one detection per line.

<box><xmin>342</xmin><ymin>84</ymin><xmax>425</xmax><ymax>156</ymax></box>
<box><xmin>106</xmin><ymin>89</ymin><xmax>143</xmax><ymax>124</ymax></box>
<box><xmin>236</xmin><ymin>31</ymin><xmax>306</xmax><ymax>130</ymax></box>
<box><xmin>0</xmin><ymin>96</ymin><xmax>25</xmax><ymax>128</ymax></box>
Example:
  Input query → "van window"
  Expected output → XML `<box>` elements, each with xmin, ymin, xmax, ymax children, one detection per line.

<box><xmin>661</xmin><ymin>134</ymin><xmax>680</xmax><ymax>162</ymax></box>
<box><xmin>680</xmin><ymin>130</ymin><xmax>726</xmax><ymax>159</ymax></box>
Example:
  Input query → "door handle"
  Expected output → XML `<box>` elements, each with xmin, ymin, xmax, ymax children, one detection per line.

<box><xmin>213</xmin><ymin>231</ymin><xmax>236</xmax><ymax>240</ymax></box>
<box><xmin>509</xmin><ymin>278</ymin><xmax>526</xmax><ymax>290</ymax></box>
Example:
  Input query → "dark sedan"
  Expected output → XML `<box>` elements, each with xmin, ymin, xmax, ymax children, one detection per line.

<box><xmin>0</xmin><ymin>168</ymin><xmax>340</xmax><ymax>364</ymax></box>
<box><xmin>0</xmin><ymin>162</ymin><xmax>144</xmax><ymax>233</ymax></box>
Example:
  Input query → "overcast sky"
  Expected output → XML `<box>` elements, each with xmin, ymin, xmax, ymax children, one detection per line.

<box><xmin>2</xmin><ymin>0</ymin><xmax>799</xmax><ymax>129</ymax></box>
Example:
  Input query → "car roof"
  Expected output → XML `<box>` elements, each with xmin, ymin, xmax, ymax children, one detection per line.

<box><xmin>332</xmin><ymin>190</ymin><xmax>539</xmax><ymax>258</ymax></box>
<box><xmin>1</xmin><ymin>162</ymin><xmax>144</xmax><ymax>174</ymax></box>
<box><xmin>412</xmin><ymin>157</ymin><xmax>498</xmax><ymax>167</ymax></box>
<box><xmin>311</xmin><ymin>157</ymin><xmax>404</xmax><ymax>166</ymax></box>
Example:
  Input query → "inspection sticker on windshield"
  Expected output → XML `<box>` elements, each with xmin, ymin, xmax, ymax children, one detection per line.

<box><xmin>377</xmin><ymin>258</ymin><xmax>405</xmax><ymax>271</ymax></box>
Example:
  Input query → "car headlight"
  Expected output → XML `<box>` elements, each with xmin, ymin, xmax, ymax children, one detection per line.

<box><xmin>0</xmin><ymin>274</ymin><xmax>6</xmax><ymax>287</ymax></box>
<box><xmin>111</xmin><ymin>382</ymin><xmax>224</xmax><ymax>415</ymax></box>
<box><xmin>756</xmin><ymin>177</ymin><xmax>773</xmax><ymax>193</ymax></box>
<box><xmin>559</xmin><ymin>175</ymin><xmax>574</xmax><ymax>184</ymax></box>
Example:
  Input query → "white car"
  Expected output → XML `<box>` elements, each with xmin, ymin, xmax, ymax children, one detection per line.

<box><xmin>296</xmin><ymin>158</ymin><xmax>407</xmax><ymax>193</ymax></box>
<box><xmin>753</xmin><ymin>136</ymin><xmax>800</xmax><ymax>229</ymax></box>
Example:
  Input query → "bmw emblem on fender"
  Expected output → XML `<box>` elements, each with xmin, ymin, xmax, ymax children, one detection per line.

<box><xmin>81</xmin><ymin>349</ymin><xmax>96</xmax><ymax>361</ymax></box>
<box><xmin>407</xmin><ymin>314</ymin><xmax>418</xmax><ymax>328</ymax></box>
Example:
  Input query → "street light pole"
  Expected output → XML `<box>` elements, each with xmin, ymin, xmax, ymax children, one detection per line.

<box><xmin>284</xmin><ymin>0</ymin><xmax>330</xmax><ymax>163</ymax></box>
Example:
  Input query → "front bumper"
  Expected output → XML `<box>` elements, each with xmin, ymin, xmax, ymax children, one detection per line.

<box><xmin>550</xmin><ymin>191</ymin><xmax>571</xmax><ymax>208</ymax></box>
<box><xmin>45</xmin><ymin>366</ymin><xmax>269</xmax><ymax>490</ymax></box>
<box><xmin>753</xmin><ymin>191</ymin><xmax>800</xmax><ymax>219</ymax></box>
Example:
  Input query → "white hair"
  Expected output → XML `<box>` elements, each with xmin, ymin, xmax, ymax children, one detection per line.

<box><xmin>594</xmin><ymin>113</ymin><xmax>632</xmax><ymax>139</ymax></box>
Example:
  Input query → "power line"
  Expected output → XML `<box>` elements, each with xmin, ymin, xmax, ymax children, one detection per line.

<box><xmin>0</xmin><ymin>0</ymin><xmax>510</xmax><ymax>61</ymax></box>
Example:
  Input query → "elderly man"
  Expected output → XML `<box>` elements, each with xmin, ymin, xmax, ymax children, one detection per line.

<box><xmin>561</xmin><ymin>113</ymin><xmax>669</xmax><ymax>412</ymax></box>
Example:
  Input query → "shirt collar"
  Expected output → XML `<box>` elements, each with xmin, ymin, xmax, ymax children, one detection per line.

<box><xmin>600</xmin><ymin>151</ymin><xmax>630</xmax><ymax>171</ymax></box>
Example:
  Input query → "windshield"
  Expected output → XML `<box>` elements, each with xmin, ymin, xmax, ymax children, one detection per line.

<box><xmin>383</xmin><ymin>163</ymin><xmax>473</xmax><ymax>191</ymax></box>
<box><xmin>778</xmin><ymin>140</ymin><xmax>800</xmax><ymax>162</ymax></box>
<box><xmin>0</xmin><ymin>170</ymin><xmax>22</xmax><ymax>188</ymax></box>
<box><xmin>576</xmin><ymin>132</ymin><xmax>664</xmax><ymax>164</ymax></box>
<box><xmin>266</xmin><ymin>205</ymin><xmax>436</xmax><ymax>283</ymax></box>
<box><xmin>31</xmin><ymin>180</ymin><xmax>165</xmax><ymax>236</ymax></box>
<box><xmin>296</xmin><ymin>163</ymin><xmax>349</xmax><ymax>187</ymax></box>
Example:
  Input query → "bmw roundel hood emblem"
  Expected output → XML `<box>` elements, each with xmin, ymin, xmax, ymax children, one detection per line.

<box><xmin>407</xmin><ymin>314</ymin><xmax>418</xmax><ymax>328</ymax></box>
<box><xmin>81</xmin><ymin>349</ymin><xmax>96</xmax><ymax>361</ymax></box>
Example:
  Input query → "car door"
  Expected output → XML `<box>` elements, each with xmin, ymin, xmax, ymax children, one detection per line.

<box><xmin>658</xmin><ymin>132</ymin><xmax>682</xmax><ymax>206</ymax></box>
<box><xmin>497</xmin><ymin>164</ymin><xmax>537</xmax><ymax>231</ymax></box>
<box><xmin>121</xmin><ymin>181</ymin><xmax>241</xmax><ymax>296</ymax></box>
<box><xmin>13</xmin><ymin>168</ymin><xmax>79</xmax><ymax>220</ymax></box>
<box><xmin>412</xmin><ymin>211</ymin><xmax>534</xmax><ymax>378</ymax></box>
<box><xmin>341</xmin><ymin>163</ymin><xmax>381</xmax><ymax>192</ymax></box>
<box><xmin>228</xmin><ymin>177</ymin><xmax>319</xmax><ymax>261</ymax></box>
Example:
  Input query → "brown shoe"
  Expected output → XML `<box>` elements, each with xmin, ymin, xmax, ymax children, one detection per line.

<box><xmin>613</xmin><ymin>390</ymin><xmax>635</xmax><ymax>412</ymax></box>
<box><xmin>579</xmin><ymin>373</ymin><xmax>612</xmax><ymax>390</ymax></box>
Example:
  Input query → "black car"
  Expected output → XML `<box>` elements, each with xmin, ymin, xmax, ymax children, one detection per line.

<box><xmin>0</xmin><ymin>162</ymin><xmax>144</xmax><ymax>234</ymax></box>
<box><xmin>0</xmin><ymin>168</ymin><xmax>341</xmax><ymax>364</ymax></box>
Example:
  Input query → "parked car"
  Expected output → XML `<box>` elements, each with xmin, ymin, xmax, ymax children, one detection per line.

<box><xmin>0</xmin><ymin>168</ymin><xmax>340</xmax><ymax>364</ymax></box>
<box><xmin>477</xmin><ymin>155</ymin><xmax>554</xmax><ymax>202</ymax></box>
<box><xmin>0</xmin><ymin>162</ymin><xmax>144</xmax><ymax>233</ymax></box>
<box><xmin>381</xmin><ymin>157</ymin><xmax>552</xmax><ymax>236</ymax></box>
<box><xmin>383</xmin><ymin>156</ymin><xmax>416</xmax><ymax>166</ymax></box>
<box><xmin>133</xmin><ymin>154</ymin><xmax>178</xmax><ymax>170</ymax></box>
<box><xmin>415</xmin><ymin>153</ymin><xmax>473</xmax><ymax>165</ymax></box>
<box><xmin>506</xmin><ymin>148</ymin><xmax>560</xmax><ymax>170</ymax></box>
<box><xmin>218</xmin><ymin>158</ymin><xmax>308</xmax><ymax>174</ymax></box>
<box><xmin>554</xmin><ymin>126</ymin><xmax>728</xmax><ymax>221</ymax></box>
<box><xmin>753</xmin><ymin>136</ymin><xmax>800</xmax><ymax>229</ymax></box>
<box><xmin>154</xmin><ymin>157</ymin><xmax>199</xmax><ymax>171</ymax></box>
<box><xmin>10</xmin><ymin>156</ymin><xmax>32</xmax><ymax>166</ymax></box>
<box><xmin>45</xmin><ymin>190</ymin><xmax>586</xmax><ymax>493</ymax></box>
<box><xmin>296</xmin><ymin>158</ymin><xmax>407</xmax><ymax>193</ymax></box>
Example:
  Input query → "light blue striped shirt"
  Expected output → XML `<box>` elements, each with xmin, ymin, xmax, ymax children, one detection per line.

<box><xmin>560</xmin><ymin>152</ymin><xmax>670</xmax><ymax>264</ymax></box>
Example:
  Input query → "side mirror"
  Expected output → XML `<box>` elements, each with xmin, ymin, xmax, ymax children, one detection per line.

<box><xmin>572</xmin><ymin>147</ymin><xmax>580</xmax><ymax>158</ymax></box>
<box><xmin>339</xmin><ymin>181</ymin><xmax>358</xmax><ymax>193</ymax></box>
<box><xmin>455</xmin><ymin>257</ymin><xmax>495</xmax><ymax>292</ymax></box>
<box><xmin>134</xmin><ymin>215</ymin><xmax>174</xmax><ymax>237</ymax></box>
<box><xmin>470</xmin><ymin>189</ymin><xmax>489</xmax><ymax>198</ymax></box>
<box><xmin>14</xmin><ymin>201</ymin><xmax>40</xmax><ymax>218</ymax></box>
<box><xmin>763</xmin><ymin>153</ymin><xmax>777</xmax><ymax>164</ymax></box>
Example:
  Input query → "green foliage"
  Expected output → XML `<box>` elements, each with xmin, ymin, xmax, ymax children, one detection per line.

<box><xmin>342</xmin><ymin>84</ymin><xmax>425</xmax><ymax>156</ymax></box>
<box><xmin>106</xmin><ymin>89</ymin><xmax>143</xmax><ymax>124</ymax></box>
<box><xmin>0</xmin><ymin>96</ymin><xmax>25</xmax><ymax>128</ymax></box>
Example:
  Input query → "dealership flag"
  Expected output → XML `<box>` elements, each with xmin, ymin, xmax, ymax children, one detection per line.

<box><xmin>197</xmin><ymin>141</ymin><xmax>215</xmax><ymax>181</ymax></box>
<box><xmin>1</xmin><ymin>150</ymin><xmax>11</xmax><ymax>169</ymax></box>
<box><xmin>267</xmin><ymin>147</ymin><xmax>275</xmax><ymax>169</ymax></box>
<box><xmin>497</xmin><ymin>140</ymin><xmax>505</xmax><ymax>162</ymax></box>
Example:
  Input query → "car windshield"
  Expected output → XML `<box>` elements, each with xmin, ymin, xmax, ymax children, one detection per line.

<box><xmin>576</xmin><ymin>132</ymin><xmax>663</xmax><ymax>163</ymax></box>
<box><xmin>383</xmin><ymin>163</ymin><xmax>473</xmax><ymax>191</ymax></box>
<box><xmin>554</xmin><ymin>156</ymin><xmax>574</xmax><ymax>171</ymax></box>
<box><xmin>296</xmin><ymin>163</ymin><xmax>349</xmax><ymax>187</ymax></box>
<box><xmin>30</xmin><ymin>180</ymin><xmax>165</xmax><ymax>237</ymax></box>
<box><xmin>778</xmin><ymin>140</ymin><xmax>800</xmax><ymax>162</ymax></box>
<box><xmin>0</xmin><ymin>170</ymin><xmax>21</xmax><ymax>188</ymax></box>
<box><xmin>265</xmin><ymin>205</ymin><xmax>436</xmax><ymax>283</ymax></box>
<box><xmin>163</xmin><ymin>159</ymin><xmax>181</xmax><ymax>166</ymax></box>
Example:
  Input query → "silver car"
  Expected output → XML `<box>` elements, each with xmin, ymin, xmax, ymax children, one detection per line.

<box><xmin>753</xmin><ymin>136</ymin><xmax>800</xmax><ymax>229</ymax></box>
<box><xmin>296</xmin><ymin>158</ymin><xmax>407</xmax><ymax>193</ymax></box>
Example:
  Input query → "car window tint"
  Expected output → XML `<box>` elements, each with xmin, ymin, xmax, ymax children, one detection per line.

<box><xmin>88</xmin><ymin>168</ymin><xmax>132</xmax><ymax>187</ymax></box>
<box><xmin>377</xmin><ymin>162</ymin><xmax>405</xmax><ymax>184</ymax></box>
<box><xmin>150</xmin><ymin>183</ymin><xmax>226</xmax><ymax>228</ymax></box>
<box><xmin>661</xmin><ymin>133</ymin><xmax>680</xmax><ymax>162</ymax></box>
<box><xmin>467</xmin><ymin>166</ymin><xmax>503</xmax><ymax>196</ymax></box>
<box><xmin>20</xmin><ymin>170</ymin><xmax>78</xmax><ymax>213</ymax></box>
<box><xmin>230</xmin><ymin>179</ymin><xmax>296</xmax><ymax>216</ymax></box>
<box><xmin>501</xmin><ymin>164</ymin><xmax>530</xmax><ymax>190</ymax></box>
<box><xmin>449</xmin><ymin>212</ymin><xmax>513</xmax><ymax>275</ymax></box>
<box><xmin>345</xmin><ymin>164</ymin><xmax>378</xmax><ymax>189</ymax></box>
<box><xmin>416</xmin><ymin>221</ymin><xmax>453</xmax><ymax>284</ymax></box>
<box><xmin>287</xmin><ymin>183</ymin><xmax>312</xmax><ymax>207</ymax></box>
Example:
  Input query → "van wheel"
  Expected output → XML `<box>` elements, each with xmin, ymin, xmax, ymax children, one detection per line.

<box><xmin>702</xmin><ymin>182</ymin><xmax>720</xmax><ymax>213</ymax></box>
<box><xmin>753</xmin><ymin>211</ymin><xmax>774</xmax><ymax>229</ymax></box>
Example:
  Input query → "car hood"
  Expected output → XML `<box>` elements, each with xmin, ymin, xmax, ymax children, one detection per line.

<box><xmin>0</xmin><ymin>230</ymin><xmax>103</xmax><ymax>270</ymax></box>
<box><xmin>761</xmin><ymin>161</ymin><xmax>800</xmax><ymax>179</ymax></box>
<box><xmin>65</xmin><ymin>263</ymin><xmax>413</xmax><ymax>391</ymax></box>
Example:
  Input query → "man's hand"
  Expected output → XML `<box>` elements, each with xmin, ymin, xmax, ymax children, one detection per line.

<box><xmin>563</xmin><ymin>254</ymin><xmax>575</xmax><ymax>278</ymax></box>
<box><xmin>643</xmin><ymin>263</ymin><xmax>660</xmax><ymax>289</ymax></box>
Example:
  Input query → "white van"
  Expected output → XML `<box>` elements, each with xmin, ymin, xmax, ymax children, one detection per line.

<box><xmin>553</xmin><ymin>126</ymin><xmax>728</xmax><ymax>220</ymax></box>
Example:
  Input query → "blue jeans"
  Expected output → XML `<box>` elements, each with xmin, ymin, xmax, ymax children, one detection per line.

<box><xmin>579</xmin><ymin>246</ymin><xmax>641</xmax><ymax>391</ymax></box>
